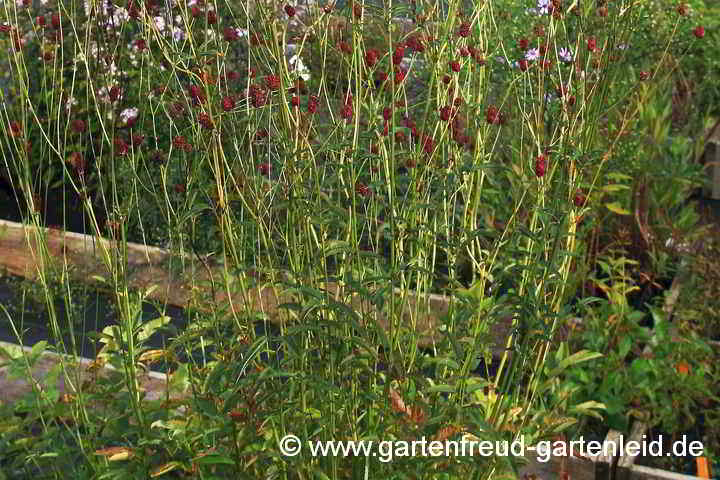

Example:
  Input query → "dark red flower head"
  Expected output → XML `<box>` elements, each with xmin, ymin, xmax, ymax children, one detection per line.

<box><xmin>307</xmin><ymin>95</ymin><xmax>319</xmax><ymax>113</ymax></box>
<box><xmin>221</xmin><ymin>96</ymin><xmax>235</xmax><ymax>112</ymax></box>
<box><xmin>486</xmin><ymin>105</ymin><xmax>500</xmax><ymax>125</ymax></box>
<box><xmin>439</xmin><ymin>105</ymin><xmax>452</xmax><ymax>122</ymax></box>
<box><xmin>198</xmin><ymin>112</ymin><xmax>214</xmax><ymax>130</ymax></box>
<box><xmin>457</xmin><ymin>22</ymin><xmax>471</xmax><ymax>38</ymax></box>
<box><xmin>422</xmin><ymin>134</ymin><xmax>434</xmax><ymax>155</ymax></box>
<box><xmin>265</xmin><ymin>75</ymin><xmax>281</xmax><ymax>91</ymax></box>
<box><xmin>392</xmin><ymin>45</ymin><xmax>405</xmax><ymax>65</ymax></box>
<box><xmin>355</xmin><ymin>182</ymin><xmax>371</xmax><ymax>197</ymax></box>
<box><xmin>693</xmin><ymin>26</ymin><xmax>705</xmax><ymax>38</ymax></box>
<box><xmin>9</xmin><ymin>120</ymin><xmax>22</xmax><ymax>137</ymax></box>
<box><xmin>173</xmin><ymin>136</ymin><xmax>186</xmax><ymax>149</ymax></box>
<box><xmin>574</xmin><ymin>190</ymin><xmax>586</xmax><ymax>207</ymax></box>
<box><xmin>365</xmin><ymin>49</ymin><xmax>379</xmax><ymax>68</ymax></box>
<box><xmin>406</xmin><ymin>34</ymin><xmax>425</xmax><ymax>53</ymax></box>
<box><xmin>188</xmin><ymin>84</ymin><xmax>205</xmax><ymax>103</ymax></box>
<box><xmin>258</xmin><ymin>162</ymin><xmax>271</xmax><ymax>175</ymax></box>
<box><xmin>338</xmin><ymin>41</ymin><xmax>352</xmax><ymax>55</ymax></box>
<box><xmin>109</xmin><ymin>85</ymin><xmax>122</xmax><ymax>102</ymax></box>
<box><xmin>250</xmin><ymin>85</ymin><xmax>267</xmax><ymax>108</ymax></box>
<box><xmin>284</xmin><ymin>4</ymin><xmax>296</xmax><ymax>17</ymax></box>
<box><xmin>535</xmin><ymin>154</ymin><xmax>547</xmax><ymax>178</ymax></box>
<box><xmin>224</xmin><ymin>26</ymin><xmax>239</xmax><ymax>42</ymax></box>
<box><xmin>114</xmin><ymin>137</ymin><xmax>129</xmax><ymax>156</ymax></box>
<box><xmin>341</xmin><ymin>102</ymin><xmax>353</xmax><ymax>122</ymax></box>
<box><xmin>587</xmin><ymin>36</ymin><xmax>597</xmax><ymax>52</ymax></box>
<box><xmin>71</xmin><ymin>119</ymin><xmax>86</xmax><ymax>134</ymax></box>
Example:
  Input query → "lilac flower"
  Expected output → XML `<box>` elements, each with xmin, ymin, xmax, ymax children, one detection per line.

<box><xmin>171</xmin><ymin>26</ymin><xmax>185</xmax><ymax>42</ymax></box>
<box><xmin>119</xmin><ymin>107</ymin><xmax>139</xmax><ymax>124</ymax></box>
<box><xmin>525</xmin><ymin>48</ymin><xmax>540</xmax><ymax>61</ymax></box>
<box><xmin>153</xmin><ymin>16</ymin><xmax>166</xmax><ymax>31</ymax></box>
<box><xmin>559</xmin><ymin>47</ymin><xmax>573</xmax><ymax>62</ymax></box>
<box><xmin>112</xmin><ymin>8</ymin><xmax>129</xmax><ymax>25</ymax></box>
<box><xmin>536</xmin><ymin>0</ymin><xmax>549</xmax><ymax>15</ymax></box>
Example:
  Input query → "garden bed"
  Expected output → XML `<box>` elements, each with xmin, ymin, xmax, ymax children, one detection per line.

<box><xmin>1</xmin><ymin>0</ymin><xmax>718</xmax><ymax>476</ymax></box>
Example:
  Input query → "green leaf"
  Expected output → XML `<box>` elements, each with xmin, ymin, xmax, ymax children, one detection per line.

<box><xmin>322</xmin><ymin>240</ymin><xmax>352</xmax><ymax>257</ymax></box>
<box><xmin>137</xmin><ymin>316</ymin><xmax>171</xmax><ymax>342</ymax></box>
<box><xmin>570</xmin><ymin>400</ymin><xmax>606</xmax><ymax>421</ymax></box>
<box><xmin>549</xmin><ymin>350</ymin><xmax>603</xmax><ymax>377</ymax></box>
<box><xmin>28</xmin><ymin>341</ymin><xmax>48</xmax><ymax>364</ymax></box>
<box><xmin>618</xmin><ymin>336</ymin><xmax>632</xmax><ymax>358</ymax></box>
<box><xmin>150</xmin><ymin>461</ymin><xmax>183</xmax><ymax>477</ymax></box>
<box><xmin>605</xmin><ymin>202</ymin><xmax>630</xmax><ymax>215</ymax></box>
<box><xmin>427</xmin><ymin>384</ymin><xmax>457</xmax><ymax>393</ymax></box>
<box><xmin>192</xmin><ymin>455</ymin><xmax>236</xmax><ymax>466</ymax></box>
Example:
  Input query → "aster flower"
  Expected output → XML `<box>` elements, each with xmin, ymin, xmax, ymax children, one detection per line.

<box><xmin>171</xmin><ymin>26</ymin><xmax>185</xmax><ymax>42</ymax></box>
<box><xmin>559</xmin><ymin>47</ymin><xmax>573</xmax><ymax>62</ymax></box>
<box><xmin>153</xmin><ymin>16</ymin><xmax>166</xmax><ymax>32</ymax></box>
<box><xmin>525</xmin><ymin>48</ymin><xmax>540</xmax><ymax>61</ymax></box>
<box><xmin>109</xmin><ymin>7</ymin><xmax>130</xmax><ymax>27</ymax></box>
<box><xmin>536</xmin><ymin>0</ymin><xmax>549</xmax><ymax>15</ymax></box>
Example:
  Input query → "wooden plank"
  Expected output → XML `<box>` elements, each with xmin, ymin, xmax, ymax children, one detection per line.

<box><xmin>0</xmin><ymin>219</ymin><xmax>526</xmax><ymax>352</ymax></box>
<box><xmin>551</xmin><ymin>431</ymin><xmax>620</xmax><ymax>480</ymax></box>
<box><xmin>617</xmin><ymin>422</ymin><xmax>649</xmax><ymax>480</ymax></box>
<box><xmin>0</xmin><ymin>340</ymin><xmax>181</xmax><ymax>407</ymax></box>
<box><xmin>628</xmin><ymin>465</ymin><xmax>701</xmax><ymax>480</ymax></box>
<box><xmin>703</xmin><ymin>141</ymin><xmax>720</xmax><ymax>200</ymax></box>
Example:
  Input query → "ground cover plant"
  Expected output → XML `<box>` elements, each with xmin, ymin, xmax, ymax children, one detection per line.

<box><xmin>0</xmin><ymin>0</ymin><xmax>717</xmax><ymax>477</ymax></box>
